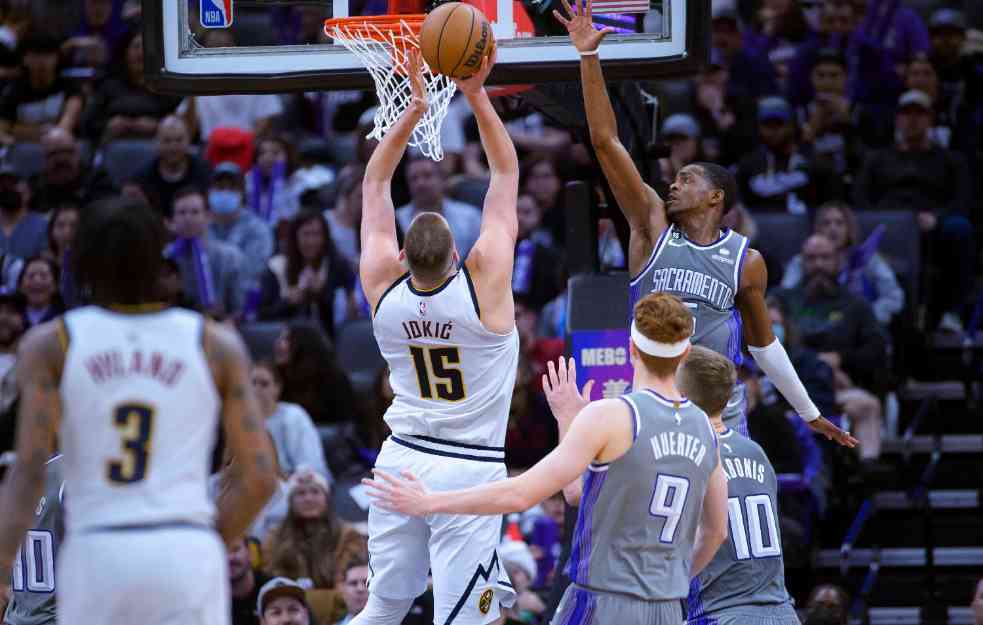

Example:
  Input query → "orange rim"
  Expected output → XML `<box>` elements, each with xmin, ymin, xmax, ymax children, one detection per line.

<box><xmin>325</xmin><ymin>14</ymin><xmax>426</xmax><ymax>42</ymax></box>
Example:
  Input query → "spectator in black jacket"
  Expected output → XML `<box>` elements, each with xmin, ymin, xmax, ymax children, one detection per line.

<box><xmin>513</xmin><ymin>194</ymin><xmax>561</xmax><ymax>311</ymax></box>
<box><xmin>30</xmin><ymin>127</ymin><xmax>115</xmax><ymax>212</ymax></box>
<box><xmin>773</xmin><ymin>234</ymin><xmax>886</xmax><ymax>460</ymax></box>
<box><xmin>737</xmin><ymin>96</ymin><xmax>841</xmax><ymax>213</ymax></box>
<box><xmin>135</xmin><ymin>115</ymin><xmax>212</xmax><ymax>217</ymax></box>
<box><xmin>853</xmin><ymin>89</ymin><xmax>975</xmax><ymax>331</ymax></box>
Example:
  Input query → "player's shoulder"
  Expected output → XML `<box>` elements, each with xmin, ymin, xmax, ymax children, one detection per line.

<box><xmin>727</xmin><ymin>430</ymin><xmax>771</xmax><ymax>463</ymax></box>
<box><xmin>17</xmin><ymin>319</ymin><xmax>67</xmax><ymax>366</ymax></box>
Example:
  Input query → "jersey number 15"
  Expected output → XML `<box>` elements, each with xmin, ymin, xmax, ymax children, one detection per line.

<box><xmin>409</xmin><ymin>346</ymin><xmax>466</xmax><ymax>401</ymax></box>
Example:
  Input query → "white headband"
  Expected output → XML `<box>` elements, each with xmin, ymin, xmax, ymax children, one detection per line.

<box><xmin>630</xmin><ymin>321</ymin><xmax>691</xmax><ymax>358</ymax></box>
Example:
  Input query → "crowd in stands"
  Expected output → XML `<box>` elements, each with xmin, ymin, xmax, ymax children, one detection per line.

<box><xmin>0</xmin><ymin>0</ymin><xmax>981</xmax><ymax>623</ymax></box>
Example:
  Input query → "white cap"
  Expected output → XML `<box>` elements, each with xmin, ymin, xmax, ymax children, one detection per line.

<box><xmin>498</xmin><ymin>540</ymin><xmax>537</xmax><ymax>581</ymax></box>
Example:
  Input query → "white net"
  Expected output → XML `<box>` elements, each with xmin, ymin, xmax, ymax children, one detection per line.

<box><xmin>327</xmin><ymin>19</ymin><xmax>457</xmax><ymax>161</ymax></box>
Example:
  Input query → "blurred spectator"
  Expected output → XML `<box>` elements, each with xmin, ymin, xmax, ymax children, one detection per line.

<box><xmin>737</xmin><ymin>96</ymin><xmax>841</xmax><ymax>212</ymax></box>
<box><xmin>690</xmin><ymin>59</ymin><xmax>759</xmax><ymax>167</ymax></box>
<box><xmin>903</xmin><ymin>57</ymin><xmax>954</xmax><ymax>148</ymax></box>
<box><xmin>0</xmin><ymin>2</ymin><xmax>32</xmax><ymax>80</ymax></box>
<box><xmin>264</xmin><ymin>469</ymin><xmax>362</xmax><ymax>589</ymax></box>
<box><xmin>42</xmin><ymin>202</ymin><xmax>81</xmax><ymax>308</ymax></box>
<box><xmin>252</xmin><ymin>360</ymin><xmax>331</xmax><ymax>483</ymax></box>
<box><xmin>514</xmin><ymin>195</ymin><xmax>562</xmax><ymax>311</ymax></box>
<box><xmin>134</xmin><ymin>115</ymin><xmax>212</xmax><ymax>217</ymax></box>
<box><xmin>333</xmin><ymin>557</ymin><xmax>369</xmax><ymax>625</ymax></box>
<box><xmin>853</xmin><ymin>0</ymin><xmax>929</xmax><ymax>80</ymax></box>
<box><xmin>259</xmin><ymin>211</ymin><xmax>357</xmax><ymax>338</ymax></box>
<box><xmin>273</xmin><ymin>322</ymin><xmax>359</xmax><ymax>426</ymax></box>
<box><xmin>206</xmin><ymin>126</ymin><xmax>255</xmax><ymax>173</ymax></box>
<box><xmin>0</xmin><ymin>33</ymin><xmax>83</xmax><ymax>144</ymax></box>
<box><xmin>972</xmin><ymin>577</ymin><xmax>983</xmax><ymax>625</ymax></box>
<box><xmin>781</xmin><ymin>201</ymin><xmax>903</xmax><ymax>325</ymax></box>
<box><xmin>247</xmin><ymin>135</ymin><xmax>298</xmax><ymax>226</ymax></box>
<box><xmin>853</xmin><ymin>89</ymin><xmax>974</xmax><ymax>331</ymax></box>
<box><xmin>803</xmin><ymin>583</ymin><xmax>850</xmax><ymax>625</ymax></box>
<box><xmin>207</xmin><ymin>162</ymin><xmax>274</xmax><ymax>284</ymax></box>
<box><xmin>358</xmin><ymin>366</ymin><xmax>393</xmax><ymax>459</ymax></box>
<box><xmin>396</xmin><ymin>156</ymin><xmax>481</xmax><ymax>259</ymax></box>
<box><xmin>62</xmin><ymin>0</ymin><xmax>128</xmax><ymax>69</ymax></box>
<box><xmin>516</xmin><ymin>297</ymin><xmax>564</xmax><ymax>389</ymax></box>
<box><xmin>526</xmin><ymin>492</ymin><xmax>564</xmax><ymax>589</ymax></box>
<box><xmin>773</xmin><ymin>235</ymin><xmax>885</xmax><ymax>460</ymax></box>
<box><xmin>257</xmin><ymin>578</ymin><xmax>312</xmax><ymax>625</ymax></box>
<box><xmin>798</xmin><ymin>48</ymin><xmax>862</xmax><ymax>179</ymax></box>
<box><xmin>229</xmin><ymin>536</ymin><xmax>272</xmax><ymax>625</ymax></box>
<box><xmin>0</xmin><ymin>288</ymin><xmax>25</xmax><ymax>382</ymax></box>
<box><xmin>0</xmin><ymin>162</ymin><xmax>45</xmax><ymax>260</ymax></box>
<box><xmin>165</xmin><ymin>187</ymin><xmax>246</xmax><ymax>318</ymax></box>
<box><xmin>657</xmin><ymin>113</ymin><xmax>703</xmax><ymax>182</ymax></box>
<box><xmin>323</xmin><ymin>164</ymin><xmax>364</xmax><ymax>269</ymax></box>
<box><xmin>520</xmin><ymin>153</ymin><xmax>566</xmax><ymax>245</ymax></box>
<box><xmin>156</xmin><ymin>256</ymin><xmax>196</xmax><ymax>311</ymax></box>
<box><xmin>505</xmin><ymin>356</ymin><xmax>556</xmax><ymax>470</ymax></box>
<box><xmin>80</xmin><ymin>30</ymin><xmax>181</xmax><ymax>143</ymax></box>
<box><xmin>803</xmin><ymin>603</ymin><xmax>846</xmax><ymax>625</ymax></box>
<box><xmin>505</xmin><ymin>110</ymin><xmax>572</xmax><ymax>156</ymax></box>
<box><xmin>30</xmin><ymin>127</ymin><xmax>115</xmax><ymax>211</ymax></box>
<box><xmin>710</xmin><ymin>7</ymin><xmax>779</xmax><ymax>100</ymax></box>
<box><xmin>498</xmin><ymin>540</ymin><xmax>546</xmax><ymax>624</ymax></box>
<box><xmin>927</xmin><ymin>10</ymin><xmax>983</xmax><ymax>161</ymax></box>
<box><xmin>17</xmin><ymin>255</ymin><xmax>63</xmax><ymax>326</ymax></box>
<box><xmin>746</xmin><ymin>0</ymin><xmax>816</xmax><ymax>89</ymax></box>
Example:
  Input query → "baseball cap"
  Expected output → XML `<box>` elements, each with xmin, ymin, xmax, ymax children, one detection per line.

<box><xmin>211</xmin><ymin>161</ymin><xmax>242</xmax><ymax>181</ymax></box>
<box><xmin>928</xmin><ymin>9</ymin><xmax>966</xmax><ymax>32</ymax></box>
<box><xmin>256</xmin><ymin>577</ymin><xmax>308</xmax><ymax>616</ymax></box>
<box><xmin>757</xmin><ymin>96</ymin><xmax>792</xmax><ymax>123</ymax></box>
<box><xmin>897</xmin><ymin>89</ymin><xmax>933</xmax><ymax>111</ymax></box>
<box><xmin>661</xmin><ymin>114</ymin><xmax>701</xmax><ymax>139</ymax></box>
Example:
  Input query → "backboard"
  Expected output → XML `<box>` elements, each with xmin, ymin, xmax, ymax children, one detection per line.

<box><xmin>142</xmin><ymin>0</ymin><xmax>709</xmax><ymax>94</ymax></box>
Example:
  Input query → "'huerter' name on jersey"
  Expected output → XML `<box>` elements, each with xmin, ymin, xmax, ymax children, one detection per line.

<box><xmin>84</xmin><ymin>349</ymin><xmax>186</xmax><ymax>387</ymax></box>
<box><xmin>650</xmin><ymin>430</ymin><xmax>708</xmax><ymax>466</ymax></box>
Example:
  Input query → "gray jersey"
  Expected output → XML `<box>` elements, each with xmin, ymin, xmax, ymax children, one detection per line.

<box><xmin>629</xmin><ymin>224</ymin><xmax>750</xmax><ymax>365</ymax></box>
<box><xmin>567</xmin><ymin>390</ymin><xmax>719</xmax><ymax>601</ymax></box>
<box><xmin>687</xmin><ymin>429</ymin><xmax>793</xmax><ymax>621</ymax></box>
<box><xmin>4</xmin><ymin>456</ymin><xmax>64</xmax><ymax>625</ymax></box>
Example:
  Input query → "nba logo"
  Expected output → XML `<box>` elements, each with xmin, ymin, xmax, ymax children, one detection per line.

<box><xmin>200</xmin><ymin>0</ymin><xmax>234</xmax><ymax>29</ymax></box>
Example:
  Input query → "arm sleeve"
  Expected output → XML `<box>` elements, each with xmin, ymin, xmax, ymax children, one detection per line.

<box><xmin>748</xmin><ymin>338</ymin><xmax>821</xmax><ymax>422</ymax></box>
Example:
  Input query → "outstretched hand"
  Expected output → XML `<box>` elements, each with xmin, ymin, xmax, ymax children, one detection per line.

<box><xmin>453</xmin><ymin>48</ymin><xmax>496</xmax><ymax>95</ymax></box>
<box><xmin>807</xmin><ymin>416</ymin><xmax>859</xmax><ymax>448</ymax></box>
<box><xmin>407</xmin><ymin>47</ymin><xmax>428</xmax><ymax>114</ymax></box>
<box><xmin>553</xmin><ymin>0</ymin><xmax>614</xmax><ymax>53</ymax></box>
<box><xmin>542</xmin><ymin>356</ymin><xmax>594</xmax><ymax>428</ymax></box>
<box><xmin>363</xmin><ymin>468</ymin><xmax>432</xmax><ymax>516</ymax></box>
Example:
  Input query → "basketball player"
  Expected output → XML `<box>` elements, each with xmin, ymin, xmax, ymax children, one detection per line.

<box><xmin>554</xmin><ymin>0</ymin><xmax>855</xmax><ymax>446</ymax></box>
<box><xmin>354</xmin><ymin>51</ymin><xmax>520</xmax><ymax>625</ymax></box>
<box><xmin>678</xmin><ymin>347</ymin><xmax>801</xmax><ymax>625</ymax></box>
<box><xmin>367</xmin><ymin>293</ymin><xmax>729</xmax><ymax>625</ymax></box>
<box><xmin>3</xmin><ymin>454</ymin><xmax>63</xmax><ymax>625</ymax></box>
<box><xmin>0</xmin><ymin>197</ymin><xmax>277</xmax><ymax>625</ymax></box>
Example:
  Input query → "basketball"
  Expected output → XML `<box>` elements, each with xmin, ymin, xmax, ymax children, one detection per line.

<box><xmin>420</xmin><ymin>2</ymin><xmax>495</xmax><ymax>79</ymax></box>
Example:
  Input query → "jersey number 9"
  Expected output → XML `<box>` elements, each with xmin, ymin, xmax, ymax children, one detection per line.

<box><xmin>107</xmin><ymin>403</ymin><xmax>155</xmax><ymax>484</ymax></box>
<box><xmin>409</xmin><ymin>346</ymin><xmax>466</xmax><ymax>401</ymax></box>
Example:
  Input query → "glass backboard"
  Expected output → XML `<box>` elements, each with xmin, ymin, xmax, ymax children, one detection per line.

<box><xmin>142</xmin><ymin>0</ymin><xmax>709</xmax><ymax>94</ymax></box>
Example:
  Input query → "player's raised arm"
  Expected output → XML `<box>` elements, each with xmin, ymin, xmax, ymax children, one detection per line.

<box><xmin>689</xmin><ymin>454</ymin><xmax>728</xmax><ymax>576</ymax></box>
<box><xmin>542</xmin><ymin>357</ymin><xmax>595</xmax><ymax>506</ymax></box>
<box><xmin>736</xmin><ymin>250</ymin><xmax>858</xmax><ymax>447</ymax></box>
<box><xmin>0</xmin><ymin>323</ymin><xmax>61</xmax><ymax>567</ymax></box>
<box><xmin>365</xmin><ymin>399</ymin><xmax>630</xmax><ymax>516</ymax></box>
<box><xmin>206</xmin><ymin>322</ymin><xmax>277</xmax><ymax>546</ymax></box>
<box><xmin>554</xmin><ymin>0</ymin><xmax>666</xmax><ymax>272</ymax></box>
<box><xmin>360</xmin><ymin>50</ymin><xmax>429</xmax><ymax>313</ymax></box>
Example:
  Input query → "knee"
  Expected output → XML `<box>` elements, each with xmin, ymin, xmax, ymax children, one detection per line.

<box><xmin>351</xmin><ymin>593</ymin><xmax>414</xmax><ymax>625</ymax></box>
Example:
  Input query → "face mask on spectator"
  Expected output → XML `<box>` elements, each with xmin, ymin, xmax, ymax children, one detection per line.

<box><xmin>772</xmin><ymin>323</ymin><xmax>785</xmax><ymax>345</ymax></box>
<box><xmin>209</xmin><ymin>190</ymin><xmax>241</xmax><ymax>215</ymax></box>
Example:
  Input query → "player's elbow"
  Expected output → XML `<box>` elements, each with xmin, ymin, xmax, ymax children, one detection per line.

<box><xmin>590</xmin><ymin>132</ymin><xmax>620</xmax><ymax>153</ymax></box>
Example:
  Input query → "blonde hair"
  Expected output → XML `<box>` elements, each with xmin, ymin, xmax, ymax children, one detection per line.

<box><xmin>677</xmin><ymin>345</ymin><xmax>737</xmax><ymax>418</ymax></box>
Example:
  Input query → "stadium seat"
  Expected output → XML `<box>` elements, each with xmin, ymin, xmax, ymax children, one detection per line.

<box><xmin>334</xmin><ymin>318</ymin><xmax>384</xmax><ymax>395</ymax></box>
<box><xmin>101</xmin><ymin>139</ymin><xmax>157</xmax><ymax>186</ymax></box>
<box><xmin>239</xmin><ymin>321</ymin><xmax>285</xmax><ymax>360</ymax></box>
<box><xmin>8</xmin><ymin>142</ymin><xmax>45</xmax><ymax>179</ymax></box>
<box><xmin>854</xmin><ymin>210</ymin><xmax>920</xmax><ymax>303</ymax></box>
<box><xmin>750</xmin><ymin>213</ymin><xmax>811</xmax><ymax>269</ymax></box>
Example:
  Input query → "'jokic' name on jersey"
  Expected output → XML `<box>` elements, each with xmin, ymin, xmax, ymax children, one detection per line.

<box><xmin>722</xmin><ymin>456</ymin><xmax>766</xmax><ymax>484</ymax></box>
<box><xmin>402</xmin><ymin>320</ymin><xmax>455</xmax><ymax>341</ymax></box>
<box><xmin>650</xmin><ymin>430</ymin><xmax>708</xmax><ymax>466</ymax></box>
<box><xmin>650</xmin><ymin>267</ymin><xmax>734</xmax><ymax>310</ymax></box>
<box><xmin>85</xmin><ymin>349</ymin><xmax>186</xmax><ymax>387</ymax></box>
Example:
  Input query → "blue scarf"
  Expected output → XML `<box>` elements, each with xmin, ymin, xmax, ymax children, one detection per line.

<box><xmin>842</xmin><ymin>224</ymin><xmax>885</xmax><ymax>302</ymax></box>
<box><xmin>168</xmin><ymin>238</ymin><xmax>215</xmax><ymax>311</ymax></box>
<box><xmin>249</xmin><ymin>161</ymin><xmax>286</xmax><ymax>224</ymax></box>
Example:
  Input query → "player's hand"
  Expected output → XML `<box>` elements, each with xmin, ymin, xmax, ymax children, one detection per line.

<box><xmin>363</xmin><ymin>469</ymin><xmax>432</xmax><ymax>516</ymax></box>
<box><xmin>553</xmin><ymin>0</ymin><xmax>615</xmax><ymax>54</ymax></box>
<box><xmin>453</xmin><ymin>48</ymin><xmax>496</xmax><ymax>95</ymax></box>
<box><xmin>406</xmin><ymin>48</ymin><xmax>428</xmax><ymax>115</ymax></box>
<box><xmin>543</xmin><ymin>356</ymin><xmax>594</xmax><ymax>427</ymax></box>
<box><xmin>807</xmin><ymin>416</ymin><xmax>858</xmax><ymax>448</ymax></box>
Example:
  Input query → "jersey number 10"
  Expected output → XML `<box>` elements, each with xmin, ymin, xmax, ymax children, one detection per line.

<box><xmin>409</xmin><ymin>346</ymin><xmax>466</xmax><ymax>401</ymax></box>
<box><xmin>11</xmin><ymin>530</ymin><xmax>55</xmax><ymax>593</ymax></box>
<box><xmin>727</xmin><ymin>494</ymin><xmax>782</xmax><ymax>559</ymax></box>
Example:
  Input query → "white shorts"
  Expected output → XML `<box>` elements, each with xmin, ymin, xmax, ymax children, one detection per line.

<box><xmin>57</xmin><ymin>525</ymin><xmax>228</xmax><ymax>625</ymax></box>
<box><xmin>368</xmin><ymin>436</ymin><xmax>517</xmax><ymax>625</ymax></box>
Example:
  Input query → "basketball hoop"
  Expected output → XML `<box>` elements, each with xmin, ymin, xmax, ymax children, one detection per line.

<box><xmin>325</xmin><ymin>15</ymin><xmax>457</xmax><ymax>161</ymax></box>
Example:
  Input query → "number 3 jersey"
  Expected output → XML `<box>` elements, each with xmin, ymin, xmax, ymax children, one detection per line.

<box><xmin>372</xmin><ymin>268</ymin><xmax>519</xmax><ymax>448</ymax></box>
<box><xmin>568</xmin><ymin>390</ymin><xmax>719</xmax><ymax>601</ymax></box>
<box><xmin>58</xmin><ymin>307</ymin><xmax>220</xmax><ymax>533</ymax></box>
<box><xmin>4</xmin><ymin>455</ymin><xmax>63</xmax><ymax>625</ymax></box>
<box><xmin>687</xmin><ymin>428</ymin><xmax>795</xmax><ymax>622</ymax></box>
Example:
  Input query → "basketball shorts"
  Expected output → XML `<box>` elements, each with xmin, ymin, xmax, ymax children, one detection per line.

<box><xmin>721</xmin><ymin>382</ymin><xmax>748</xmax><ymax>437</ymax></box>
<box><xmin>58</xmin><ymin>525</ymin><xmax>228</xmax><ymax>625</ymax></box>
<box><xmin>551</xmin><ymin>585</ymin><xmax>685</xmax><ymax>625</ymax></box>
<box><xmin>367</xmin><ymin>435</ymin><xmax>516</xmax><ymax>625</ymax></box>
<box><xmin>688</xmin><ymin>603</ymin><xmax>801</xmax><ymax>625</ymax></box>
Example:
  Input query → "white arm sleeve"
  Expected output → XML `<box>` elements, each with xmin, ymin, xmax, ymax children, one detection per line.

<box><xmin>748</xmin><ymin>338</ymin><xmax>821</xmax><ymax>423</ymax></box>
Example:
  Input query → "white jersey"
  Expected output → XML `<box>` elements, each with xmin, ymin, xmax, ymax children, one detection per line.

<box><xmin>373</xmin><ymin>268</ymin><xmax>519</xmax><ymax>450</ymax></box>
<box><xmin>58</xmin><ymin>306</ymin><xmax>220</xmax><ymax>534</ymax></box>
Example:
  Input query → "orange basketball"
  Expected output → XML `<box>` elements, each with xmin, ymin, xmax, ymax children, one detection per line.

<box><xmin>420</xmin><ymin>2</ymin><xmax>496</xmax><ymax>79</ymax></box>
